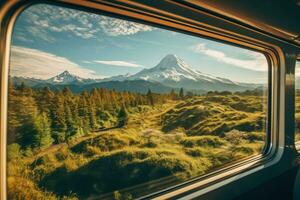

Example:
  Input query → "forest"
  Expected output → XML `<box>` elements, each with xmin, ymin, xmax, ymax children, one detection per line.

<box><xmin>7</xmin><ymin>82</ymin><xmax>267</xmax><ymax>200</ymax></box>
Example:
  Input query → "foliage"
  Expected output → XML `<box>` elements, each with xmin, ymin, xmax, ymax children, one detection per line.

<box><xmin>7</xmin><ymin>83</ymin><xmax>266</xmax><ymax>199</ymax></box>
<box><xmin>8</xmin><ymin>84</ymin><xmax>171</xmax><ymax>148</ymax></box>
<box><xmin>162</xmin><ymin>95</ymin><xmax>266</xmax><ymax>136</ymax></box>
<box><xmin>118</xmin><ymin>106</ymin><xmax>129</xmax><ymax>127</ymax></box>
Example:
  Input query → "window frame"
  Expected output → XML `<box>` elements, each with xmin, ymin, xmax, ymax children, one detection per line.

<box><xmin>295</xmin><ymin>57</ymin><xmax>300</xmax><ymax>150</ymax></box>
<box><xmin>0</xmin><ymin>1</ymin><xmax>290</xmax><ymax>200</ymax></box>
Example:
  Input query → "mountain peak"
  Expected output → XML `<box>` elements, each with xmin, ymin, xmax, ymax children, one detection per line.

<box><xmin>47</xmin><ymin>70</ymin><xmax>83</xmax><ymax>84</ymax></box>
<box><xmin>159</xmin><ymin>54</ymin><xmax>180</xmax><ymax>64</ymax></box>
<box><xmin>163</xmin><ymin>54</ymin><xmax>178</xmax><ymax>59</ymax></box>
<box><xmin>154</xmin><ymin>54</ymin><xmax>192</xmax><ymax>72</ymax></box>
<box><xmin>60</xmin><ymin>70</ymin><xmax>72</xmax><ymax>76</ymax></box>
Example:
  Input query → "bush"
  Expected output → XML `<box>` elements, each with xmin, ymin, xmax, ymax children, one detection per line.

<box><xmin>224</xmin><ymin>129</ymin><xmax>244</xmax><ymax>144</ymax></box>
<box><xmin>184</xmin><ymin>147</ymin><xmax>205</xmax><ymax>157</ymax></box>
<box><xmin>180</xmin><ymin>136</ymin><xmax>226</xmax><ymax>148</ymax></box>
<box><xmin>40</xmin><ymin>148</ymin><xmax>211</xmax><ymax>198</ymax></box>
<box><xmin>71</xmin><ymin>132</ymin><xmax>138</xmax><ymax>154</ymax></box>
<box><xmin>243</xmin><ymin>132</ymin><xmax>265</xmax><ymax>142</ymax></box>
<box><xmin>232</xmin><ymin>146</ymin><xmax>254</xmax><ymax>155</ymax></box>
<box><xmin>7</xmin><ymin>176</ymin><xmax>57</xmax><ymax>200</ymax></box>
<box><xmin>7</xmin><ymin>143</ymin><xmax>21</xmax><ymax>161</ymax></box>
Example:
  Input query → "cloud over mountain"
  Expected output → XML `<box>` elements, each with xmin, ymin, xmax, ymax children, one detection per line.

<box><xmin>10</xmin><ymin>46</ymin><xmax>102</xmax><ymax>79</ymax></box>
<box><xmin>190</xmin><ymin>43</ymin><xmax>268</xmax><ymax>72</ymax></box>
<box><xmin>93</xmin><ymin>60</ymin><xmax>142</xmax><ymax>68</ymax></box>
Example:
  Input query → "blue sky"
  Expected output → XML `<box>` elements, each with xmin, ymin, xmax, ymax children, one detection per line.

<box><xmin>10</xmin><ymin>4</ymin><xmax>268</xmax><ymax>83</ymax></box>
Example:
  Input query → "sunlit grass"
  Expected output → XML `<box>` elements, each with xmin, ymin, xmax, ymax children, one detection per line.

<box><xmin>7</xmin><ymin>95</ymin><xmax>266</xmax><ymax>199</ymax></box>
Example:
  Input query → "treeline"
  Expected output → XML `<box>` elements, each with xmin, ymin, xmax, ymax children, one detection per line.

<box><xmin>207</xmin><ymin>88</ymin><xmax>266</xmax><ymax>96</ymax></box>
<box><xmin>8</xmin><ymin>82</ymin><xmax>172</xmax><ymax>150</ymax></box>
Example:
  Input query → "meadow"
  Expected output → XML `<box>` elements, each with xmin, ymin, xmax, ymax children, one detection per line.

<box><xmin>7</xmin><ymin>85</ymin><xmax>266</xmax><ymax>200</ymax></box>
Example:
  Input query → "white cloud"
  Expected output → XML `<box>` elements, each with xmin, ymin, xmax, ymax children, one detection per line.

<box><xmin>190</xmin><ymin>43</ymin><xmax>268</xmax><ymax>71</ymax></box>
<box><xmin>27</xmin><ymin>26</ymin><xmax>55</xmax><ymax>43</ymax></box>
<box><xmin>82</xmin><ymin>60</ymin><xmax>92</xmax><ymax>64</ymax></box>
<box><xmin>98</xmin><ymin>18</ymin><xmax>153</xmax><ymax>36</ymax></box>
<box><xmin>93</xmin><ymin>60</ymin><xmax>141</xmax><ymax>68</ymax></box>
<box><xmin>9</xmin><ymin>46</ymin><xmax>102</xmax><ymax>79</ymax></box>
<box><xmin>15</xmin><ymin>4</ymin><xmax>154</xmax><ymax>42</ymax></box>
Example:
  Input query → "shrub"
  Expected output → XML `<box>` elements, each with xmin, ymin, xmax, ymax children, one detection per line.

<box><xmin>7</xmin><ymin>143</ymin><xmax>21</xmax><ymax>161</ymax></box>
<box><xmin>243</xmin><ymin>132</ymin><xmax>265</xmax><ymax>142</ymax></box>
<box><xmin>184</xmin><ymin>147</ymin><xmax>205</xmax><ymax>157</ymax></box>
<box><xmin>224</xmin><ymin>129</ymin><xmax>244</xmax><ymax>144</ymax></box>
<box><xmin>71</xmin><ymin>132</ymin><xmax>138</xmax><ymax>154</ymax></box>
<box><xmin>7</xmin><ymin>176</ymin><xmax>58</xmax><ymax>200</ymax></box>
<box><xmin>55</xmin><ymin>147</ymin><xmax>69</xmax><ymax>161</ymax></box>
<box><xmin>40</xmin><ymin>148</ymin><xmax>211</xmax><ymax>198</ymax></box>
<box><xmin>180</xmin><ymin>136</ymin><xmax>226</xmax><ymax>148</ymax></box>
<box><xmin>232</xmin><ymin>146</ymin><xmax>254</xmax><ymax>155</ymax></box>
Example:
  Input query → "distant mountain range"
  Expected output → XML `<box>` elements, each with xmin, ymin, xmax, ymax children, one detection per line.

<box><xmin>11</xmin><ymin>54</ymin><xmax>263</xmax><ymax>94</ymax></box>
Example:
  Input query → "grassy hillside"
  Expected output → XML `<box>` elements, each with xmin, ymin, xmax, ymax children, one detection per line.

<box><xmin>7</xmin><ymin>94</ymin><xmax>266</xmax><ymax>200</ymax></box>
<box><xmin>162</xmin><ymin>95</ymin><xmax>266</xmax><ymax>136</ymax></box>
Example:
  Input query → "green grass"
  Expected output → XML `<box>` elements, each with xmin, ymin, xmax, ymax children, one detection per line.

<box><xmin>162</xmin><ymin>96</ymin><xmax>265</xmax><ymax>136</ymax></box>
<box><xmin>7</xmin><ymin>95</ymin><xmax>266</xmax><ymax>199</ymax></box>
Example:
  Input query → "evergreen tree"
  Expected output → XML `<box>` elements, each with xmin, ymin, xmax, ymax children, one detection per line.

<box><xmin>36</xmin><ymin>86</ymin><xmax>53</xmax><ymax>114</ymax></box>
<box><xmin>50</xmin><ymin>93</ymin><xmax>67</xmax><ymax>143</ymax></box>
<box><xmin>117</xmin><ymin>106</ymin><xmax>128</xmax><ymax>127</ymax></box>
<box><xmin>78</xmin><ymin>95</ymin><xmax>90</xmax><ymax>134</ymax></box>
<box><xmin>32</xmin><ymin>112</ymin><xmax>53</xmax><ymax>149</ymax></box>
<box><xmin>147</xmin><ymin>89</ymin><xmax>154</xmax><ymax>106</ymax></box>
<box><xmin>7</xmin><ymin>80</ymin><xmax>19</xmax><ymax>144</ymax></box>
<box><xmin>63</xmin><ymin>87</ymin><xmax>72</xmax><ymax>96</ymax></box>
<box><xmin>64</xmin><ymin>104</ymin><xmax>77</xmax><ymax>139</ymax></box>
<box><xmin>169</xmin><ymin>89</ymin><xmax>177</xmax><ymax>100</ymax></box>
<box><xmin>179</xmin><ymin>88</ymin><xmax>184</xmax><ymax>99</ymax></box>
<box><xmin>14</xmin><ymin>94</ymin><xmax>38</xmax><ymax>148</ymax></box>
<box><xmin>8</xmin><ymin>82</ymin><xmax>173</xmax><ymax>149</ymax></box>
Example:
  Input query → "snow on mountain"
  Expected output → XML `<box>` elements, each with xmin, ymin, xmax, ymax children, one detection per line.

<box><xmin>128</xmin><ymin>54</ymin><xmax>244</xmax><ymax>91</ymax></box>
<box><xmin>16</xmin><ymin>54</ymin><xmax>258</xmax><ymax>92</ymax></box>
<box><xmin>130</xmin><ymin>54</ymin><xmax>232</xmax><ymax>83</ymax></box>
<box><xmin>46</xmin><ymin>70</ymin><xmax>95</xmax><ymax>85</ymax></box>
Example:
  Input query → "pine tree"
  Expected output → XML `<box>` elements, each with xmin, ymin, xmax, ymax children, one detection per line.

<box><xmin>36</xmin><ymin>86</ymin><xmax>53</xmax><ymax>114</ymax></box>
<box><xmin>169</xmin><ymin>89</ymin><xmax>178</xmax><ymax>100</ymax></box>
<box><xmin>8</xmin><ymin>81</ymin><xmax>173</xmax><ymax>149</ymax></box>
<box><xmin>13</xmin><ymin>87</ymin><xmax>38</xmax><ymax>148</ymax></box>
<box><xmin>63</xmin><ymin>87</ymin><xmax>72</xmax><ymax>96</ymax></box>
<box><xmin>147</xmin><ymin>89</ymin><xmax>154</xmax><ymax>106</ymax></box>
<box><xmin>50</xmin><ymin>92</ymin><xmax>67</xmax><ymax>143</ymax></box>
<box><xmin>78</xmin><ymin>94</ymin><xmax>91</xmax><ymax>134</ymax></box>
<box><xmin>32</xmin><ymin>112</ymin><xmax>53</xmax><ymax>149</ymax></box>
<box><xmin>179</xmin><ymin>88</ymin><xmax>184</xmax><ymax>99</ymax></box>
<box><xmin>7</xmin><ymin>79</ymin><xmax>19</xmax><ymax>144</ymax></box>
<box><xmin>117</xmin><ymin>106</ymin><xmax>128</xmax><ymax>127</ymax></box>
<box><xmin>65</xmin><ymin>104</ymin><xmax>77</xmax><ymax>139</ymax></box>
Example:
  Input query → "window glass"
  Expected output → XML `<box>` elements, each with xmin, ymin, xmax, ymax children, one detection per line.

<box><xmin>295</xmin><ymin>60</ymin><xmax>300</xmax><ymax>143</ymax></box>
<box><xmin>7</xmin><ymin>4</ymin><xmax>268</xmax><ymax>199</ymax></box>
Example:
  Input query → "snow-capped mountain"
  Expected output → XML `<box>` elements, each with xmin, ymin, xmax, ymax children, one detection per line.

<box><xmin>128</xmin><ymin>54</ymin><xmax>247</xmax><ymax>91</ymax></box>
<box><xmin>46</xmin><ymin>70</ymin><xmax>95</xmax><ymax>85</ymax></box>
<box><xmin>12</xmin><ymin>54</ymin><xmax>260</xmax><ymax>92</ymax></box>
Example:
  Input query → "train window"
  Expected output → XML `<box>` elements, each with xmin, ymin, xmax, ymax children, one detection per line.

<box><xmin>296</xmin><ymin>60</ymin><xmax>300</xmax><ymax>144</ymax></box>
<box><xmin>7</xmin><ymin>4</ymin><xmax>269</xmax><ymax>199</ymax></box>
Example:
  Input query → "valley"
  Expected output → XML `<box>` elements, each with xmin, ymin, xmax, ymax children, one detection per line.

<box><xmin>7</xmin><ymin>4</ymin><xmax>273</xmax><ymax>199</ymax></box>
<box><xmin>7</xmin><ymin>86</ymin><xmax>266</xmax><ymax>200</ymax></box>
<box><xmin>7</xmin><ymin>54</ymin><xmax>268</xmax><ymax>199</ymax></box>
